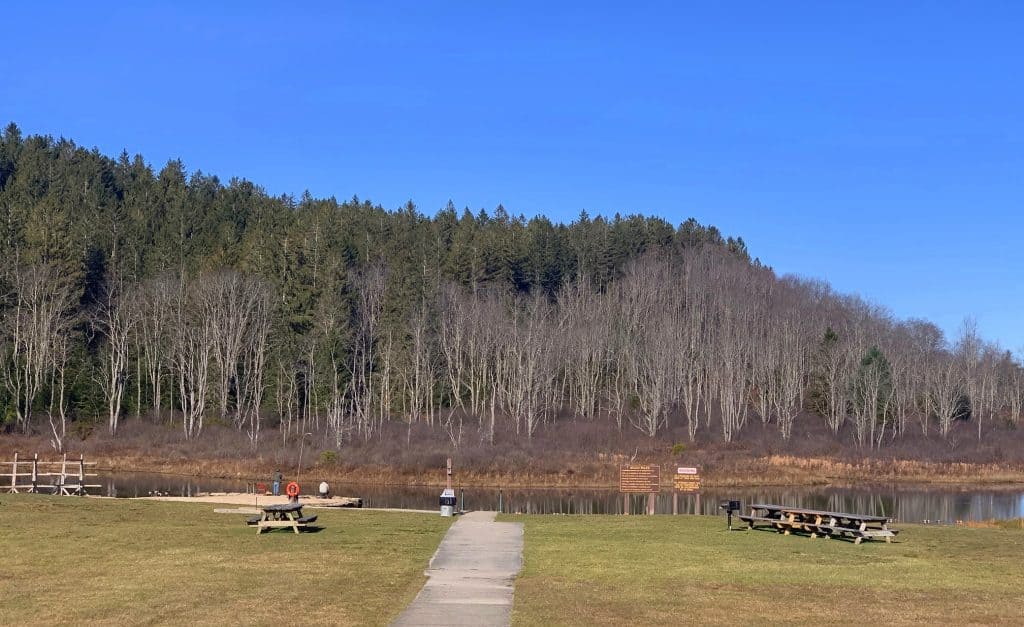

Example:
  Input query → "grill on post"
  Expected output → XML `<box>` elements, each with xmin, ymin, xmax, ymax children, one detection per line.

<box><xmin>720</xmin><ymin>500</ymin><xmax>741</xmax><ymax>530</ymax></box>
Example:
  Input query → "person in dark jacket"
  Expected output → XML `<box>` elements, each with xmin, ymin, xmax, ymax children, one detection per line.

<box><xmin>272</xmin><ymin>469</ymin><xmax>283</xmax><ymax>496</ymax></box>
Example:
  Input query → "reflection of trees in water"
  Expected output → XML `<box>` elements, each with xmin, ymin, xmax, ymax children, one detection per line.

<box><xmin>103</xmin><ymin>474</ymin><xmax>246</xmax><ymax>497</ymax></box>
<box><xmin>98</xmin><ymin>473</ymin><xmax>1024</xmax><ymax>521</ymax></box>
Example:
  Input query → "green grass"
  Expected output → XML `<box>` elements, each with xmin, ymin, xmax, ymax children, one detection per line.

<box><xmin>504</xmin><ymin>514</ymin><xmax>1024</xmax><ymax>625</ymax></box>
<box><xmin>0</xmin><ymin>494</ymin><xmax>451</xmax><ymax>626</ymax></box>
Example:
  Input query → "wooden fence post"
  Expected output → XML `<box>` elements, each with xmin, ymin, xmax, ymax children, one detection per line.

<box><xmin>59</xmin><ymin>453</ymin><xmax>67</xmax><ymax>495</ymax></box>
<box><xmin>31</xmin><ymin>453</ymin><xmax>38</xmax><ymax>493</ymax></box>
<box><xmin>9</xmin><ymin>452</ymin><xmax>17</xmax><ymax>493</ymax></box>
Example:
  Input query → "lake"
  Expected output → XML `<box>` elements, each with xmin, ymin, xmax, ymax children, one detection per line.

<box><xmin>96</xmin><ymin>472</ymin><xmax>1024</xmax><ymax>522</ymax></box>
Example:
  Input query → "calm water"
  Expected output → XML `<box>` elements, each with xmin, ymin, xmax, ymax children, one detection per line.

<box><xmin>97</xmin><ymin>472</ymin><xmax>1024</xmax><ymax>523</ymax></box>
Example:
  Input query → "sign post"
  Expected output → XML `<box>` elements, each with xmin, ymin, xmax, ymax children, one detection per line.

<box><xmin>673</xmin><ymin>466</ymin><xmax>702</xmax><ymax>515</ymax></box>
<box><xmin>619</xmin><ymin>464</ymin><xmax>661</xmax><ymax>515</ymax></box>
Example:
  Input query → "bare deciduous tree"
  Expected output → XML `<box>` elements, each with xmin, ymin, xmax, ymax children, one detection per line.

<box><xmin>94</xmin><ymin>277</ymin><xmax>138</xmax><ymax>435</ymax></box>
<box><xmin>1</xmin><ymin>264</ymin><xmax>76</xmax><ymax>432</ymax></box>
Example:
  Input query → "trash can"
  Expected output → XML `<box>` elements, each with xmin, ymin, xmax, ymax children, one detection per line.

<box><xmin>440</xmin><ymin>488</ymin><xmax>456</xmax><ymax>517</ymax></box>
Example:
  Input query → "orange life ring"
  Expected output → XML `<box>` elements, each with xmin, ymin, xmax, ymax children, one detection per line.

<box><xmin>285</xmin><ymin>481</ymin><xmax>300</xmax><ymax>497</ymax></box>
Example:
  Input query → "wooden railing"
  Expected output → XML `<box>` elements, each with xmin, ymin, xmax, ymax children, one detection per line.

<box><xmin>3</xmin><ymin>452</ymin><xmax>100</xmax><ymax>495</ymax></box>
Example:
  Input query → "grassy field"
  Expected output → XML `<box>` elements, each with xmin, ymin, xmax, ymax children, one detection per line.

<box><xmin>505</xmin><ymin>514</ymin><xmax>1024</xmax><ymax>625</ymax></box>
<box><xmin>0</xmin><ymin>494</ymin><xmax>450</xmax><ymax>626</ymax></box>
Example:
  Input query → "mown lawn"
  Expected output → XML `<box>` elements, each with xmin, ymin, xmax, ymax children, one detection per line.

<box><xmin>0</xmin><ymin>494</ymin><xmax>450</xmax><ymax>626</ymax></box>
<box><xmin>505</xmin><ymin>514</ymin><xmax>1024</xmax><ymax>625</ymax></box>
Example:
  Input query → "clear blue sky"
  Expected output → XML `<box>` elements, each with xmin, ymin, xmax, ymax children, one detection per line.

<box><xmin>3</xmin><ymin>2</ymin><xmax>1022</xmax><ymax>351</ymax></box>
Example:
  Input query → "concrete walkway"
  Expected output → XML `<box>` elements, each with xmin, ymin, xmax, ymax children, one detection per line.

<box><xmin>392</xmin><ymin>511</ymin><xmax>524</xmax><ymax>627</ymax></box>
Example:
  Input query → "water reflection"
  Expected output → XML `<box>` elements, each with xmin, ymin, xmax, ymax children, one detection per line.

<box><xmin>100</xmin><ymin>472</ymin><xmax>1024</xmax><ymax>522</ymax></box>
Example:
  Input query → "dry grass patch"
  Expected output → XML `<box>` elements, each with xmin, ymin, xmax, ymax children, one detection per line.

<box><xmin>0</xmin><ymin>494</ymin><xmax>450</xmax><ymax>626</ymax></box>
<box><xmin>506</xmin><ymin>513</ymin><xmax>1024</xmax><ymax>625</ymax></box>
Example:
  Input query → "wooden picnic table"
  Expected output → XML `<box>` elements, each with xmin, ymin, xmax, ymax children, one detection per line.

<box><xmin>250</xmin><ymin>502</ymin><xmax>318</xmax><ymax>534</ymax></box>
<box><xmin>739</xmin><ymin>503</ymin><xmax>899</xmax><ymax>544</ymax></box>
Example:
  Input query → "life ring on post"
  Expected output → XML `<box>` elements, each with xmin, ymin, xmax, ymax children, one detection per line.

<box><xmin>285</xmin><ymin>481</ymin><xmax>300</xmax><ymax>497</ymax></box>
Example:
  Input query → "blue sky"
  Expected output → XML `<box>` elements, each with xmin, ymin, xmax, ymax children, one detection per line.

<box><xmin>3</xmin><ymin>2</ymin><xmax>1022</xmax><ymax>351</ymax></box>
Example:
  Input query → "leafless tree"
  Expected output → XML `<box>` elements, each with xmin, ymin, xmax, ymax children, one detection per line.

<box><xmin>402</xmin><ymin>300</ymin><xmax>436</xmax><ymax>427</ymax></box>
<box><xmin>172</xmin><ymin>282</ymin><xmax>213</xmax><ymax>439</ymax></box>
<box><xmin>773</xmin><ymin>318</ymin><xmax>806</xmax><ymax>441</ymax></box>
<box><xmin>94</xmin><ymin>277</ymin><xmax>138</xmax><ymax>435</ymax></box>
<box><xmin>558</xmin><ymin>276</ymin><xmax>609</xmax><ymax>421</ymax></box>
<box><xmin>925</xmin><ymin>356</ymin><xmax>967</xmax><ymax>438</ymax></box>
<box><xmin>1006</xmin><ymin>356</ymin><xmax>1023</xmax><ymax>426</ymax></box>
<box><xmin>45</xmin><ymin>321</ymin><xmax>72</xmax><ymax>452</ymax></box>
<box><xmin>198</xmin><ymin>270</ymin><xmax>269</xmax><ymax>426</ymax></box>
<box><xmin>349</xmin><ymin>264</ymin><xmax>386</xmax><ymax>439</ymax></box>
<box><xmin>438</xmin><ymin>282</ymin><xmax>469</xmax><ymax>413</ymax></box>
<box><xmin>239</xmin><ymin>280</ymin><xmax>272</xmax><ymax>448</ymax></box>
<box><xmin>136</xmin><ymin>273</ymin><xmax>176</xmax><ymax>422</ymax></box>
<box><xmin>1</xmin><ymin>264</ymin><xmax>76</xmax><ymax>432</ymax></box>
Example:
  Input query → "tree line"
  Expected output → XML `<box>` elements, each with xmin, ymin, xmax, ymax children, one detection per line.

<box><xmin>1</xmin><ymin>123</ymin><xmax>1021</xmax><ymax>453</ymax></box>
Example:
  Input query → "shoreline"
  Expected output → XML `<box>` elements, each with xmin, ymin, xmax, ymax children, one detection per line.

<box><xmin>35</xmin><ymin>452</ymin><xmax>1024</xmax><ymax>490</ymax></box>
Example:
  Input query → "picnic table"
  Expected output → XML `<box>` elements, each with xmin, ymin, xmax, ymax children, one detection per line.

<box><xmin>738</xmin><ymin>503</ymin><xmax>899</xmax><ymax>544</ymax></box>
<box><xmin>248</xmin><ymin>502</ymin><xmax>318</xmax><ymax>534</ymax></box>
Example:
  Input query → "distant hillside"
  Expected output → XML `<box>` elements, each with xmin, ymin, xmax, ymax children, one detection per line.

<box><xmin>1</xmin><ymin>122</ymin><xmax>1021</xmax><ymax>464</ymax></box>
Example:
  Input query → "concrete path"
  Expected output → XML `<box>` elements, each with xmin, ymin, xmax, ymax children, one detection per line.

<box><xmin>392</xmin><ymin>511</ymin><xmax>524</xmax><ymax>627</ymax></box>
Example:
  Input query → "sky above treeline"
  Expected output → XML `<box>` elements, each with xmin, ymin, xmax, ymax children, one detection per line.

<box><xmin>4</xmin><ymin>2</ymin><xmax>1022</xmax><ymax>352</ymax></box>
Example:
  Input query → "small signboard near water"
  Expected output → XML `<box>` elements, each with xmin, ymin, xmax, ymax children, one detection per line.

<box><xmin>673</xmin><ymin>467</ymin><xmax>701</xmax><ymax>493</ymax></box>
<box><xmin>619</xmin><ymin>464</ymin><xmax>661</xmax><ymax>493</ymax></box>
<box><xmin>619</xmin><ymin>464</ymin><xmax>661</xmax><ymax>515</ymax></box>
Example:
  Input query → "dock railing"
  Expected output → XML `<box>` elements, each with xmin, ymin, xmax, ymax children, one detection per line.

<box><xmin>4</xmin><ymin>452</ymin><xmax>100</xmax><ymax>495</ymax></box>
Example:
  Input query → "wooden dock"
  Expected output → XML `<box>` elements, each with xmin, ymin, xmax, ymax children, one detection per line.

<box><xmin>3</xmin><ymin>452</ymin><xmax>100</xmax><ymax>495</ymax></box>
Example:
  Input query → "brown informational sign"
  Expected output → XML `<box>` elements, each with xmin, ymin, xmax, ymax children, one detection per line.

<box><xmin>673</xmin><ymin>466</ymin><xmax>701</xmax><ymax>492</ymax></box>
<box><xmin>619</xmin><ymin>464</ymin><xmax>661</xmax><ymax>493</ymax></box>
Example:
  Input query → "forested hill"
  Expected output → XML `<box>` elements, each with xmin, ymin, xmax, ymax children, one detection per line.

<box><xmin>1</xmin><ymin>123</ymin><xmax>1021</xmax><ymax>459</ymax></box>
<box><xmin>0</xmin><ymin>123</ymin><xmax>751</xmax><ymax>301</ymax></box>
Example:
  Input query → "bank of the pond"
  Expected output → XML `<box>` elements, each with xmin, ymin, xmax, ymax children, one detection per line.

<box><xmin>38</xmin><ymin>451</ymin><xmax>1024</xmax><ymax>489</ymax></box>
<box><xmin>91</xmin><ymin>472</ymin><xmax>1024</xmax><ymax>522</ymax></box>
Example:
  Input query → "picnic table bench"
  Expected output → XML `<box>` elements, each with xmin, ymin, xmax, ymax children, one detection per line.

<box><xmin>247</xmin><ymin>502</ymin><xmax>318</xmax><ymax>534</ymax></box>
<box><xmin>738</xmin><ymin>503</ymin><xmax>899</xmax><ymax>544</ymax></box>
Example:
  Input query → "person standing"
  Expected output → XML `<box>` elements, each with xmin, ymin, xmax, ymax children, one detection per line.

<box><xmin>272</xmin><ymin>469</ymin><xmax>283</xmax><ymax>496</ymax></box>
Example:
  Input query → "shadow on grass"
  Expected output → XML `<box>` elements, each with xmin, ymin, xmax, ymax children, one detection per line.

<box><xmin>741</xmin><ymin>525</ymin><xmax>899</xmax><ymax>544</ymax></box>
<box><xmin>247</xmin><ymin>526</ymin><xmax>327</xmax><ymax>534</ymax></box>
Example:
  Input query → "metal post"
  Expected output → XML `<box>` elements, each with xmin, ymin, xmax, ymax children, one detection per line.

<box><xmin>10</xmin><ymin>452</ymin><xmax>17</xmax><ymax>493</ymax></box>
<box><xmin>31</xmin><ymin>453</ymin><xmax>38</xmax><ymax>493</ymax></box>
<box><xmin>498</xmin><ymin>489</ymin><xmax>503</xmax><ymax>513</ymax></box>
<box><xmin>460</xmin><ymin>487</ymin><xmax>465</xmax><ymax>513</ymax></box>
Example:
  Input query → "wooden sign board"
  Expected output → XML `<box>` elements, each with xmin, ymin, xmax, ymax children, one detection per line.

<box><xmin>673</xmin><ymin>466</ymin><xmax>701</xmax><ymax>493</ymax></box>
<box><xmin>619</xmin><ymin>464</ymin><xmax>661</xmax><ymax>493</ymax></box>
